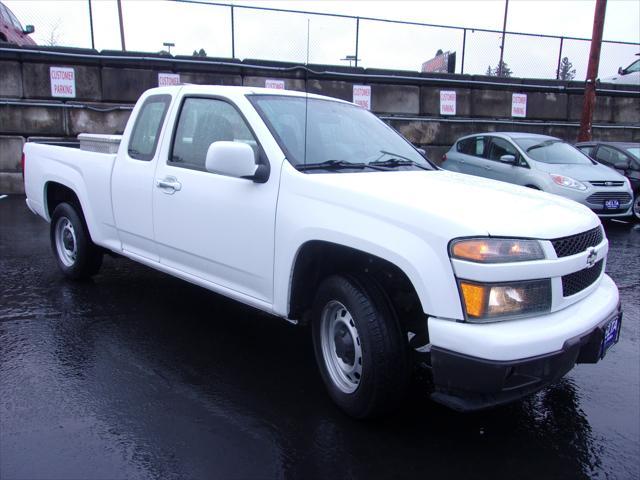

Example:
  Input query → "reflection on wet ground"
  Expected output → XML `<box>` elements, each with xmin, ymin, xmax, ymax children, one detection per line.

<box><xmin>1</xmin><ymin>196</ymin><xmax>638</xmax><ymax>479</ymax></box>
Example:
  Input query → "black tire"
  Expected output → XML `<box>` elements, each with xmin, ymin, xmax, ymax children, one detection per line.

<box><xmin>633</xmin><ymin>192</ymin><xmax>640</xmax><ymax>223</ymax></box>
<box><xmin>311</xmin><ymin>274</ymin><xmax>410</xmax><ymax>418</ymax></box>
<box><xmin>50</xmin><ymin>202</ymin><xmax>103</xmax><ymax>280</ymax></box>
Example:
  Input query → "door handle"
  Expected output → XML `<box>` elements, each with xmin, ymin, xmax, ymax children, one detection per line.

<box><xmin>156</xmin><ymin>176</ymin><xmax>182</xmax><ymax>194</ymax></box>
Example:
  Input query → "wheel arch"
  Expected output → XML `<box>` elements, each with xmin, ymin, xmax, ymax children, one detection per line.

<box><xmin>287</xmin><ymin>240</ymin><xmax>428</xmax><ymax>333</ymax></box>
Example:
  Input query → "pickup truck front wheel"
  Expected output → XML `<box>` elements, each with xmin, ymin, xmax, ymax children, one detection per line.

<box><xmin>50</xmin><ymin>202</ymin><xmax>103</xmax><ymax>280</ymax></box>
<box><xmin>311</xmin><ymin>274</ymin><xmax>409</xmax><ymax>418</ymax></box>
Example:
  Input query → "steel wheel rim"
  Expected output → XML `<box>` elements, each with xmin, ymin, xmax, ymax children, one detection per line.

<box><xmin>320</xmin><ymin>300</ymin><xmax>363</xmax><ymax>394</ymax></box>
<box><xmin>55</xmin><ymin>217</ymin><xmax>77</xmax><ymax>267</ymax></box>
<box><xmin>634</xmin><ymin>196</ymin><xmax>640</xmax><ymax>220</ymax></box>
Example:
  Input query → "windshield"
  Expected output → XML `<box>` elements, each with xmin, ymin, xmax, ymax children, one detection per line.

<box><xmin>514</xmin><ymin>138</ymin><xmax>594</xmax><ymax>165</ymax></box>
<box><xmin>624</xmin><ymin>59</ymin><xmax>640</xmax><ymax>74</ymax></box>
<box><xmin>248</xmin><ymin>95</ymin><xmax>433</xmax><ymax>171</ymax></box>
<box><xmin>624</xmin><ymin>146</ymin><xmax>639</xmax><ymax>160</ymax></box>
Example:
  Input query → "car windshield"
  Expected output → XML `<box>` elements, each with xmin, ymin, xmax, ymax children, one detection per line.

<box><xmin>515</xmin><ymin>138</ymin><xmax>594</xmax><ymax>165</ymax></box>
<box><xmin>624</xmin><ymin>59</ymin><xmax>640</xmax><ymax>74</ymax></box>
<box><xmin>248</xmin><ymin>95</ymin><xmax>433</xmax><ymax>171</ymax></box>
<box><xmin>624</xmin><ymin>146</ymin><xmax>639</xmax><ymax>160</ymax></box>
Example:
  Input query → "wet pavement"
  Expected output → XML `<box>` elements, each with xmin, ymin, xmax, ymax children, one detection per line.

<box><xmin>1</xmin><ymin>195</ymin><xmax>638</xmax><ymax>480</ymax></box>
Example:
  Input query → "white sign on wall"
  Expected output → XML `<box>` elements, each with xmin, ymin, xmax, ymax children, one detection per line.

<box><xmin>158</xmin><ymin>73</ymin><xmax>181</xmax><ymax>87</ymax></box>
<box><xmin>353</xmin><ymin>85</ymin><xmax>371</xmax><ymax>110</ymax></box>
<box><xmin>512</xmin><ymin>93</ymin><xmax>527</xmax><ymax>117</ymax></box>
<box><xmin>50</xmin><ymin>67</ymin><xmax>76</xmax><ymax>98</ymax></box>
<box><xmin>265</xmin><ymin>78</ymin><xmax>285</xmax><ymax>89</ymax></box>
<box><xmin>439</xmin><ymin>90</ymin><xmax>456</xmax><ymax>115</ymax></box>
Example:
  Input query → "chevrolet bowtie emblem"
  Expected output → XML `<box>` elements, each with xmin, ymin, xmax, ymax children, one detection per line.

<box><xmin>586</xmin><ymin>247</ymin><xmax>597</xmax><ymax>268</ymax></box>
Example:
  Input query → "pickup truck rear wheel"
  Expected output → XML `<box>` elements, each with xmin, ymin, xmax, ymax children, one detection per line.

<box><xmin>50</xmin><ymin>202</ymin><xmax>103</xmax><ymax>280</ymax></box>
<box><xmin>311</xmin><ymin>274</ymin><xmax>409</xmax><ymax>418</ymax></box>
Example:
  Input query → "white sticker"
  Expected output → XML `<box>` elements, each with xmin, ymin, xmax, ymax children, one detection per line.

<box><xmin>50</xmin><ymin>67</ymin><xmax>76</xmax><ymax>98</ymax></box>
<box><xmin>265</xmin><ymin>79</ymin><xmax>285</xmax><ymax>89</ymax></box>
<box><xmin>158</xmin><ymin>73</ymin><xmax>181</xmax><ymax>87</ymax></box>
<box><xmin>440</xmin><ymin>90</ymin><xmax>456</xmax><ymax>115</ymax></box>
<box><xmin>512</xmin><ymin>93</ymin><xmax>527</xmax><ymax>118</ymax></box>
<box><xmin>353</xmin><ymin>84</ymin><xmax>371</xmax><ymax>110</ymax></box>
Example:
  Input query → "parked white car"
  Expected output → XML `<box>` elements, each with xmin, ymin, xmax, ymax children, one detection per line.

<box><xmin>23</xmin><ymin>86</ymin><xmax>622</xmax><ymax>417</ymax></box>
<box><xmin>601</xmin><ymin>55</ymin><xmax>640</xmax><ymax>85</ymax></box>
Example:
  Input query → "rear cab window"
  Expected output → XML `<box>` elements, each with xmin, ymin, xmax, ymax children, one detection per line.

<box><xmin>128</xmin><ymin>94</ymin><xmax>172</xmax><ymax>161</ymax></box>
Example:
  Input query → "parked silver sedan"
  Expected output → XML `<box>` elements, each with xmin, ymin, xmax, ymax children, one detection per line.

<box><xmin>441</xmin><ymin>132</ymin><xmax>634</xmax><ymax>218</ymax></box>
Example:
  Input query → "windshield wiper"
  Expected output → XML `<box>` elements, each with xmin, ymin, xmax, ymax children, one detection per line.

<box><xmin>296</xmin><ymin>160</ymin><xmax>368</xmax><ymax>171</ymax></box>
<box><xmin>369</xmin><ymin>158</ymin><xmax>430</xmax><ymax>170</ymax></box>
<box><xmin>526</xmin><ymin>140</ymin><xmax>557</xmax><ymax>152</ymax></box>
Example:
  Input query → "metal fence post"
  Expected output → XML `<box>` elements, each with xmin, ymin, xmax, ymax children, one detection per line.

<box><xmin>231</xmin><ymin>5</ymin><xmax>235</xmax><ymax>59</ymax></box>
<box><xmin>556</xmin><ymin>37</ymin><xmax>564</xmax><ymax>79</ymax></box>
<box><xmin>87</xmin><ymin>0</ymin><xmax>95</xmax><ymax>50</ymax></box>
<box><xmin>116</xmin><ymin>0</ymin><xmax>126</xmax><ymax>51</ymax></box>
<box><xmin>461</xmin><ymin>28</ymin><xmax>466</xmax><ymax>74</ymax></box>
<box><xmin>354</xmin><ymin>17</ymin><xmax>360</xmax><ymax>68</ymax></box>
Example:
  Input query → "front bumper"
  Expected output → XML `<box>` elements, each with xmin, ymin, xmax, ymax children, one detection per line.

<box><xmin>548</xmin><ymin>185</ymin><xmax>633</xmax><ymax>218</ymax></box>
<box><xmin>430</xmin><ymin>303</ymin><xmax>622</xmax><ymax>411</ymax></box>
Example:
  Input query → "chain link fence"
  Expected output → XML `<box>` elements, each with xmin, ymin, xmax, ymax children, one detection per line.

<box><xmin>4</xmin><ymin>0</ymin><xmax>639</xmax><ymax>81</ymax></box>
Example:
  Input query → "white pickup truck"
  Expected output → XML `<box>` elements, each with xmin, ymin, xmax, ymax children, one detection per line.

<box><xmin>23</xmin><ymin>85</ymin><xmax>622</xmax><ymax>418</ymax></box>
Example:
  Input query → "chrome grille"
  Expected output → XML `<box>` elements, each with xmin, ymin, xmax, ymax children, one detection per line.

<box><xmin>562</xmin><ymin>260</ymin><xmax>604</xmax><ymax>297</ymax></box>
<box><xmin>589</xmin><ymin>181</ymin><xmax>625</xmax><ymax>187</ymax></box>
<box><xmin>551</xmin><ymin>226</ymin><xmax>603</xmax><ymax>258</ymax></box>
<box><xmin>586</xmin><ymin>192</ymin><xmax>632</xmax><ymax>204</ymax></box>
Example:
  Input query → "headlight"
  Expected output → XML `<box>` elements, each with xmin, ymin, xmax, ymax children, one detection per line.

<box><xmin>458</xmin><ymin>279</ymin><xmax>551</xmax><ymax>322</ymax></box>
<box><xmin>550</xmin><ymin>174</ymin><xmax>587</xmax><ymax>191</ymax></box>
<box><xmin>450</xmin><ymin>238</ymin><xmax>545</xmax><ymax>263</ymax></box>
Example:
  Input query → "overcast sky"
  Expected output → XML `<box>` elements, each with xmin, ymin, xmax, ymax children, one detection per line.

<box><xmin>5</xmin><ymin>0</ymin><xmax>640</xmax><ymax>79</ymax></box>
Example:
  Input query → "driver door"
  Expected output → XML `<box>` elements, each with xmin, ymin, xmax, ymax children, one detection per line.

<box><xmin>152</xmin><ymin>96</ymin><xmax>279</xmax><ymax>303</ymax></box>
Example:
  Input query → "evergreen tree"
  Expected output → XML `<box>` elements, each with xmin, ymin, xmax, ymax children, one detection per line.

<box><xmin>192</xmin><ymin>48</ymin><xmax>207</xmax><ymax>57</ymax></box>
<box><xmin>558</xmin><ymin>57</ymin><xmax>576</xmax><ymax>80</ymax></box>
<box><xmin>485</xmin><ymin>60</ymin><xmax>513</xmax><ymax>77</ymax></box>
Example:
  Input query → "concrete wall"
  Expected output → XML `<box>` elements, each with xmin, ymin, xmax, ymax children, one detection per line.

<box><xmin>1</xmin><ymin>48</ymin><xmax>639</xmax><ymax>194</ymax></box>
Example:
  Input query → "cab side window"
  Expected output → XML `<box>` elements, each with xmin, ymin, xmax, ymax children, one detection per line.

<box><xmin>170</xmin><ymin>98</ymin><xmax>258</xmax><ymax>171</ymax></box>
<box><xmin>457</xmin><ymin>137</ymin><xmax>486</xmax><ymax>157</ymax></box>
<box><xmin>487</xmin><ymin>137</ymin><xmax>519</xmax><ymax>162</ymax></box>
<box><xmin>128</xmin><ymin>94</ymin><xmax>171</xmax><ymax>161</ymax></box>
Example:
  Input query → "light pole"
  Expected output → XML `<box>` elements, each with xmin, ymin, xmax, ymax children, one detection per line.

<box><xmin>163</xmin><ymin>42</ymin><xmax>175</xmax><ymax>55</ymax></box>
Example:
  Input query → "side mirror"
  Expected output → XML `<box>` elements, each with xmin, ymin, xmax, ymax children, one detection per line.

<box><xmin>617</xmin><ymin>66</ymin><xmax>624</xmax><ymax>75</ymax></box>
<box><xmin>499</xmin><ymin>154</ymin><xmax>516</xmax><ymax>164</ymax></box>
<box><xmin>23</xmin><ymin>25</ymin><xmax>35</xmax><ymax>35</ymax></box>
<box><xmin>205</xmin><ymin>141</ymin><xmax>268</xmax><ymax>182</ymax></box>
<box><xmin>613</xmin><ymin>160</ymin><xmax>630</xmax><ymax>170</ymax></box>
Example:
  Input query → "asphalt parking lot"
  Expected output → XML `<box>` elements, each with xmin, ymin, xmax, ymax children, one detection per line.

<box><xmin>1</xmin><ymin>195</ymin><xmax>638</xmax><ymax>480</ymax></box>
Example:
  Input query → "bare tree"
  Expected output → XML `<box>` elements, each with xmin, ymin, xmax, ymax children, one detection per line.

<box><xmin>44</xmin><ymin>20</ymin><xmax>63</xmax><ymax>47</ymax></box>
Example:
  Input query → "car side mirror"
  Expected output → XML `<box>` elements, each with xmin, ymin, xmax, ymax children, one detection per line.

<box><xmin>205</xmin><ymin>141</ymin><xmax>268</xmax><ymax>182</ymax></box>
<box><xmin>617</xmin><ymin>66</ymin><xmax>624</xmax><ymax>75</ymax></box>
<box><xmin>613</xmin><ymin>160</ymin><xmax>630</xmax><ymax>170</ymax></box>
<box><xmin>24</xmin><ymin>25</ymin><xmax>35</xmax><ymax>35</ymax></box>
<box><xmin>416</xmin><ymin>147</ymin><xmax>426</xmax><ymax>157</ymax></box>
<box><xmin>499</xmin><ymin>154</ymin><xmax>516</xmax><ymax>164</ymax></box>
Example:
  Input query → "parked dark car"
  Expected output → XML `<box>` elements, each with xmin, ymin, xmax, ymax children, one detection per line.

<box><xmin>575</xmin><ymin>141</ymin><xmax>640</xmax><ymax>221</ymax></box>
<box><xmin>0</xmin><ymin>2</ymin><xmax>35</xmax><ymax>46</ymax></box>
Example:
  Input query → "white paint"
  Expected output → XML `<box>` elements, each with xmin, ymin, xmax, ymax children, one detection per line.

<box><xmin>158</xmin><ymin>73</ymin><xmax>181</xmax><ymax>87</ymax></box>
<box><xmin>439</xmin><ymin>90</ymin><xmax>456</xmax><ymax>115</ymax></box>
<box><xmin>352</xmin><ymin>84</ymin><xmax>371</xmax><ymax>109</ymax></box>
<box><xmin>0</xmin><ymin>195</ymin><xmax>8</xmax><ymax>200</ymax></box>
<box><xmin>50</xmin><ymin>67</ymin><xmax>76</xmax><ymax>98</ymax></box>
<box><xmin>512</xmin><ymin>93</ymin><xmax>527</xmax><ymax>117</ymax></box>
<box><xmin>265</xmin><ymin>79</ymin><xmax>285</xmax><ymax>89</ymax></box>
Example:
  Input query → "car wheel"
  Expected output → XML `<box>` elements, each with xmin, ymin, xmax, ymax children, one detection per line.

<box><xmin>633</xmin><ymin>193</ymin><xmax>640</xmax><ymax>222</ymax></box>
<box><xmin>311</xmin><ymin>274</ymin><xmax>410</xmax><ymax>418</ymax></box>
<box><xmin>50</xmin><ymin>202</ymin><xmax>103</xmax><ymax>280</ymax></box>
